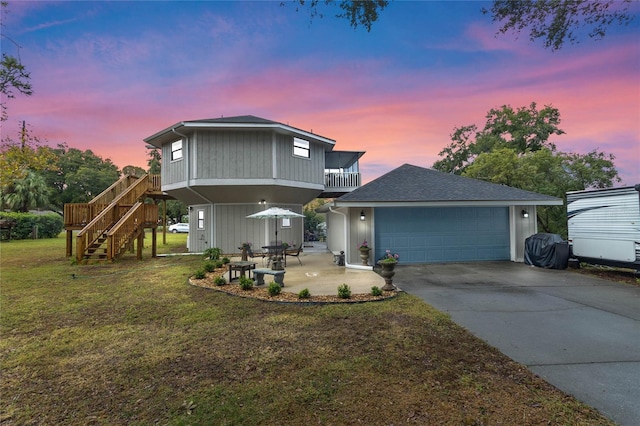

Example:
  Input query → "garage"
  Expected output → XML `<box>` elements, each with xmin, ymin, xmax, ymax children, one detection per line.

<box><xmin>322</xmin><ymin>164</ymin><xmax>563</xmax><ymax>268</ymax></box>
<box><xmin>374</xmin><ymin>206</ymin><xmax>510</xmax><ymax>263</ymax></box>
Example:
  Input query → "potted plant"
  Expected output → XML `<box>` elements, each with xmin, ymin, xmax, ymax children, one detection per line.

<box><xmin>377</xmin><ymin>250</ymin><xmax>399</xmax><ymax>291</ymax></box>
<box><xmin>358</xmin><ymin>240</ymin><xmax>370</xmax><ymax>265</ymax></box>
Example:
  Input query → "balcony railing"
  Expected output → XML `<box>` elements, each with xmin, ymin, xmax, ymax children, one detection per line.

<box><xmin>324</xmin><ymin>172</ymin><xmax>361</xmax><ymax>190</ymax></box>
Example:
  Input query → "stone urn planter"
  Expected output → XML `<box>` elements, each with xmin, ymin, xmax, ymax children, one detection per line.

<box><xmin>358</xmin><ymin>248</ymin><xmax>370</xmax><ymax>265</ymax></box>
<box><xmin>377</xmin><ymin>261</ymin><xmax>397</xmax><ymax>291</ymax></box>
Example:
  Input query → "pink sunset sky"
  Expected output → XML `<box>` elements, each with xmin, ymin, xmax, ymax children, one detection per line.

<box><xmin>3</xmin><ymin>1</ymin><xmax>639</xmax><ymax>185</ymax></box>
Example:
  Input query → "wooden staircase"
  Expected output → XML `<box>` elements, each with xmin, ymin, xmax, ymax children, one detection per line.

<box><xmin>64</xmin><ymin>174</ymin><xmax>164</xmax><ymax>261</ymax></box>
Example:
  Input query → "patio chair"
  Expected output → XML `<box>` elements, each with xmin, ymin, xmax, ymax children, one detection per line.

<box><xmin>246</xmin><ymin>246</ymin><xmax>268</xmax><ymax>266</ymax></box>
<box><xmin>286</xmin><ymin>244</ymin><xmax>303</xmax><ymax>265</ymax></box>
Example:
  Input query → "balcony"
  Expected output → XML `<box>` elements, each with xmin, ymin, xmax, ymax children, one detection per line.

<box><xmin>320</xmin><ymin>171</ymin><xmax>361</xmax><ymax>198</ymax></box>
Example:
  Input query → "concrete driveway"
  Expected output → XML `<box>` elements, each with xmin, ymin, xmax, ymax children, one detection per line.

<box><xmin>393</xmin><ymin>262</ymin><xmax>640</xmax><ymax>426</ymax></box>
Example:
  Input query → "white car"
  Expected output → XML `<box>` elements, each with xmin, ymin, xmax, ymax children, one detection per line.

<box><xmin>168</xmin><ymin>223</ymin><xmax>189</xmax><ymax>233</ymax></box>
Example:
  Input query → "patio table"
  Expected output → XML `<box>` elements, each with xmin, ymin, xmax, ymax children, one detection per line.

<box><xmin>262</xmin><ymin>245</ymin><xmax>286</xmax><ymax>269</ymax></box>
<box><xmin>228</xmin><ymin>261</ymin><xmax>256</xmax><ymax>282</ymax></box>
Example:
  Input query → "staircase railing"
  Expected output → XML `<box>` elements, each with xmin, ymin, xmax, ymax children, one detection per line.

<box><xmin>76</xmin><ymin>203</ymin><xmax>118</xmax><ymax>261</ymax></box>
<box><xmin>75</xmin><ymin>175</ymin><xmax>155</xmax><ymax>261</ymax></box>
<box><xmin>89</xmin><ymin>175</ymin><xmax>139</xmax><ymax>207</ymax></box>
<box><xmin>106</xmin><ymin>202</ymin><xmax>142</xmax><ymax>259</ymax></box>
<box><xmin>64</xmin><ymin>203</ymin><xmax>95</xmax><ymax>228</ymax></box>
<box><xmin>106</xmin><ymin>203</ymin><xmax>159</xmax><ymax>259</ymax></box>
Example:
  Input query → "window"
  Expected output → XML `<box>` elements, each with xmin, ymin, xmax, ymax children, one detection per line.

<box><xmin>281</xmin><ymin>218</ymin><xmax>291</xmax><ymax>228</ymax></box>
<box><xmin>197</xmin><ymin>209</ymin><xmax>204</xmax><ymax>230</ymax></box>
<box><xmin>171</xmin><ymin>139</ymin><xmax>183</xmax><ymax>161</ymax></box>
<box><xmin>293</xmin><ymin>137</ymin><xmax>310</xmax><ymax>158</ymax></box>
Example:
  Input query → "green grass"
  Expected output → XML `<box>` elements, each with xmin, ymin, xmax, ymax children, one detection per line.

<box><xmin>0</xmin><ymin>234</ymin><xmax>612</xmax><ymax>425</ymax></box>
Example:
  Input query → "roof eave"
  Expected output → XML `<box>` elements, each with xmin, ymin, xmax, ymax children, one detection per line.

<box><xmin>333</xmin><ymin>199</ymin><xmax>564</xmax><ymax>208</ymax></box>
<box><xmin>143</xmin><ymin>121</ymin><xmax>336</xmax><ymax>147</ymax></box>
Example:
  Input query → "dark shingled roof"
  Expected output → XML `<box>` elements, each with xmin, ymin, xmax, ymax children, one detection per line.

<box><xmin>187</xmin><ymin>115</ymin><xmax>277</xmax><ymax>125</ymax></box>
<box><xmin>337</xmin><ymin>164</ymin><xmax>562</xmax><ymax>203</ymax></box>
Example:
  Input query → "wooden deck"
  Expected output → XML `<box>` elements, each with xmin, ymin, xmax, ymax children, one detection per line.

<box><xmin>64</xmin><ymin>174</ymin><xmax>168</xmax><ymax>261</ymax></box>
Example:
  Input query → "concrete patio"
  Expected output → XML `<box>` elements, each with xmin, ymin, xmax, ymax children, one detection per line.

<box><xmin>231</xmin><ymin>242</ymin><xmax>386</xmax><ymax>296</ymax></box>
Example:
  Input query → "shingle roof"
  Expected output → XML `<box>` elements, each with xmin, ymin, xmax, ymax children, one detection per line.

<box><xmin>144</xmin><ymin>115</ymin><xmax>335</xmax><ymax>147</ymax></box>
<box><xmin>336</xmin><ymin>164</ymin><xmax>562</xmax><ymax>204</ymax></box>
<box><xmin>187</xmin><ymin>115</ymin><xmax>277</xmax><ymax>125</ymax></box>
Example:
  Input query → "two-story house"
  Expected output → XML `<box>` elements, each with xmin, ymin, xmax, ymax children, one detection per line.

<box><xmin>143</xmin><ymin>115</ymin><xmax>364</xmax><ymax>254</ymax></box>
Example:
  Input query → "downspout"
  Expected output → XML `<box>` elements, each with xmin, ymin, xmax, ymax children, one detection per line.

<box><xmin>329</xmin><ymin>205</ymin><xmax>373</xmax><ymax>270</ymax></box>
<box><xmin>171</xmin><ymin>127</ymin><xmax>215</xmax><ymax>247</ymax></box>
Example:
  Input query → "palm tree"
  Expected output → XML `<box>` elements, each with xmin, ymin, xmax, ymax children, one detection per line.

<box><xmin>3</xmin><ymin>171</ymin><xmax>50</xmax><ymax>212</ymax></box>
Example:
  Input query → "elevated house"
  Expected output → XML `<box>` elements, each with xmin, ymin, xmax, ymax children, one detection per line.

<box><xmin>64</xmin><ymin>116</ymin><xmax>560</xmax><ymax>267</ymax></box>
<box><xmin>143</xmin><ymin>115</ymin><xmax>364</xmax><ymax>254</ymax></box>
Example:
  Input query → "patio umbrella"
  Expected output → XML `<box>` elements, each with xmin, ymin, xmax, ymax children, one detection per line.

<box><xmin>246</xmin><ymin>207</ymin><xmax>304</xmax><ymax>245</ymax></box>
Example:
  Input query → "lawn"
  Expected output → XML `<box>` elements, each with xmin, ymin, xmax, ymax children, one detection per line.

<box><xmin>0</xmin><ymin>234</ymin><xmax>612</xmax><ymax>425</ymax></box>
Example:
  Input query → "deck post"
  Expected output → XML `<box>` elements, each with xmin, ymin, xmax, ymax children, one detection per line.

<box><xmin>152</xmin><ymin>228</ymin><xmax>157</xmax><ymax>258</ymax></box>
<box><xmin>162</xmin><ymin>199</ymin><xmax>167</xmax><ymax>245</ymax></box>
<box><xmin>136</xmin><ymin>232</ymin><xmax>143</xmax><ymax>260</ymax></box>
<box><xmin>66</xmin><ymin>230</ymin><xmax>73</xmax><ymax>257</ymax></box>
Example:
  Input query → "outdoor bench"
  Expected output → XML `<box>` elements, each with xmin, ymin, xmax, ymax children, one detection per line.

<box><xmin>252</xmin><ymin>269</ymin><xmax>285</xmax><ymax>286</ymax></box>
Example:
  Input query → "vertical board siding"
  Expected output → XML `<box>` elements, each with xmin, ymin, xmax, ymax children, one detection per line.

<box><xmin>348</xmin><ymin>207</ymin><xmax>372</xmax><ymax>264</ymax></box>
<box><xmin>276</xmin><ymin>134</ymin><xmax>324</xmax><ymax>184</ymax></box>
<box><xmin>374</xmin><ymin>207</ymin><xmax>510</xmax><ymax>264</ymax></box>
<box><xmin>195</xmin><ymin>130</ymin><xmax>272</xmax><ymax>179</ymax></box>
<box><xmin>162</xmin><ymin>141</ymin><xmax>185</xmax><ymax>186</ymax></box>
<box><xmin>214</xmin><ymin>204</ymin><xmax>304</xmax><ymax>254</ymax></box>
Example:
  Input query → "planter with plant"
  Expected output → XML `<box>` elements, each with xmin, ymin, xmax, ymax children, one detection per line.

<box><xmin>358</xmin><ymin>240</ymin><xmax>371</xmax><ymax>266</ymax></box>
<box><xmin>377</xmin><ymin>250</ymin><xmax>399</xmax><ymax>291</ymax></box>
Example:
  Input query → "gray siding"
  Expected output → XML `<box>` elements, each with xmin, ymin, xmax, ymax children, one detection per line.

<box><xmin>188</xmin><ymin>204</ymin><xmax>212</xmax><ymax>253</ymax></box>
<box><xmin>276</xmin><ymin>134</ymin><xmax>325</xmax><ymax>184</ymax></box>
<box><xmin>162</xmin><ymin>140</ymin><xmax>186</xmax><ymax>186</ymax></box>
<box><xmin>349</xmin><ymin>207</ymin><xmax>373</xmax><ymax>265</ymax></box>
<box><xmin>214</xmin><ymin>204</ymin><xmax>304</xmax><ymax>254</ymax></box>
<box><xmin>194</xmin><ymin>130</ymin><xmax>272</xmax><ymax>179</ymax></box>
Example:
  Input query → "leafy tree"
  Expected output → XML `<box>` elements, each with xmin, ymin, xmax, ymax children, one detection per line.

<box><xmin>164</xmin><ymin>200</ymin><xmax>187</xmax><ymax>224</ymax></box>
<box><xmin>147</xmin><ymin>146</ymin><xmax>161</xmax><ymax>174</ymax></box>
<box><xmin>458</xmin><ymin>145</ymin><xmax>619</xmax><ymax>237</ymax></box>
<box><xmin>122</xmin><ymin>165</ymin><xmax>146</xmax><ymax>177</ymax></box>
<box><xmin>0</xmin><ymin>123</ymin><xmax>57</xmax><ymax>189</ymax></box>
<box><xmin>287</xmin><ymin>0</ymin><xmax>389</xmax><ymax>31</ymax></box>
<box><xmin>433</xmin><ymin>103</ymin><xmax>564</xmax><ymax>174</ymax></box>
<box><xmin>303</xmin><ymin>199</ymin><xmax>327</xmax><ymax>239</ymax></box>
<box><xmin>289</xmin><ymin>1</ymin><xmax>634</xmax><ymax>49</ymax></box>
<box><xmin>41</xmin><ymin>144</ymin><xmax>120</xmax><ymax>209</ymax></box>
<box><xmin>2</xmin><ymin>171</ymin><xmax>50</xmax><ymax>213</ymax></box>
<box><xmin>1</xmin><ymin>2</ymin><xmax>33</xmax><ymax>121</ymax></box>
<box><xmin>484</xmin><ymin>0</ymin><xmax>635</xmax><ymax>51</ymax></box>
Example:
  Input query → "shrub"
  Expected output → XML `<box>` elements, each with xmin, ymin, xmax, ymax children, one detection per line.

<box><xmin>203</xmin><ymin>247</ymin><xmax>223</xmax><ymax>260</ymax></box>
<box><xmin>214</xmin><ymin>276</ymin><xmax>226</xmax><ymax>286</ymax></box>
<box><xmin>0</xmin><ymin>212</ymin><xmax>64</xmax><ymax>240</ymax></box>
<box><xmin>337</xmin><ymin>283</ymin><xmax>351</xmax><ymax>299</ymax></box>
<box><xmin>214</xmin><ymin>260</ymin><xmax>224</xmax><ymax>269</ymax></box>
<box><xmin>203</xmin><ymin>261</ymin><xmax>216</xmax><ymax>272</ymax></box>
<box><xmin>371</xmin><ymin>286</ymin><xmax>383</xmax><ymax>296</ymax></box>
<box><xmin>222</xmin><ymin>257</ymin><xmax>230</xmax><ymax>264</ymax></box>
<box><xmin>267</xmin><ymin>281</ymin><xmax>282</xmax><ymax>296</ymax></box>
<box><xmin>298</xmin><ymin>288</ymin><xmax>311</xmax><ymax>299</ymax></box>
<box><xmin>239</xmin><ymin>276</ymin><xmax>253</xmax><ymax>290</ymax></box>
<box><xmin>194</xmin><ymin>269</ymin><xmax>206</xmax><ymax>279</ymax></box>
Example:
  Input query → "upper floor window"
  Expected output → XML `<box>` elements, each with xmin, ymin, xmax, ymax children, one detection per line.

<box><xmin>293</xmin><ymin>138</ymin><xmax>310</xmax><ymax>158</ymax></box>
<box><xmin>171</xmin><ymin>139</ymin><xmax>183</xmax><ymax>161</ymax></box>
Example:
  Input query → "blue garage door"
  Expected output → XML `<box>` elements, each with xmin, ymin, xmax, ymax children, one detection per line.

<box><xmin>374</xmin><ymin>207</ymin><xmax>510</xmax><ymax>264</ymax></box>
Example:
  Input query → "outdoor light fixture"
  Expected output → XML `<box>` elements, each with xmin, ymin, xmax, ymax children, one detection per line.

<box><xmin>259</xmin><ymin>199</ymin><xmax>266</xmax><ymax>205</ymax></box>
<box><xmin>360</xmin><ymin>210</ymin><xmax>366</xmax><ymax>221</ymax></box>
<box><xmin>522</xmin><ymin>209</ymin><xmax>529</xmax><ymax>218</ymax></box>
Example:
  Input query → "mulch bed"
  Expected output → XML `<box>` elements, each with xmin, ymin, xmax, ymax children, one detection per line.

<box><xmin>189</xmin><ymin>267</ymin><xmax>398</xmax><ymax>304</ymax></box>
